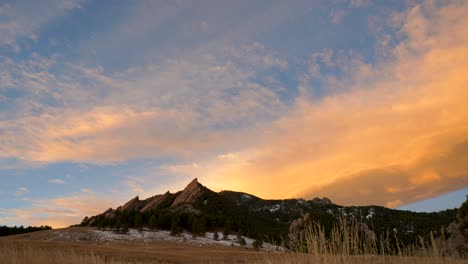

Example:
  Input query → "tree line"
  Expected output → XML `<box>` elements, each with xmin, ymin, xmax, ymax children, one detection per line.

<box><xmin>0</xmin><ymin>225</ymin><xmax>52</xmax><ymax>237</ymax></box>
<box><xmin>81</xmin><ymin>207</ymin><xmax>284</xmax><ymax>243</ymax></box>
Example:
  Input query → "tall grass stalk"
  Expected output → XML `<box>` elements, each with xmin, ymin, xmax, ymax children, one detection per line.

<box><xmin>265</xmin><ymin>217</ymin><xmax>464</xmax><ymax>264</ymax></box>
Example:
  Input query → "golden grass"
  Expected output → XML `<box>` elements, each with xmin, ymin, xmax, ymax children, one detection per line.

<box><xmin>0</xmin><ymin>219</ymin><xmax>465</xmax><ymax>264</ymax></box>
<box><xmin>265</xmin><ymin>218</ymin><xmax>465</xmax><ymax>264</ymax></box>
<box><xmin>0</xmin><ymin>240</ymin><xmax>140</xmax><ymax>264</ymax></box>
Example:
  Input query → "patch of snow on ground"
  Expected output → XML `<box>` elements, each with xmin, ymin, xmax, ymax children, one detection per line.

<box><xmin>43</xmin><ymin>228</ymin><xmax>284</xmax><ymax>252</ymax></box>
<box><xmin>270</xmin><ymin>204</ymin><xmax>281</xmax><ymax>213</ymax></box>
<box><xmin>405</xmin><ymin>226</ymin><xmax>415</xmax><ymax>234</ymax></box>
<box><xmin>338</xmin><ymin>208</ymin><xmax>347</xmax><ymax>216</ymax></box>
<box><xmin>241</xmin><ymin>194</ymin><xmax>252</xmax><ymax>200</ymax></box>
<box><xmin>366</xmin><ymin>208</ymin><xmax>375</xmax><ymax>219</ymax></box>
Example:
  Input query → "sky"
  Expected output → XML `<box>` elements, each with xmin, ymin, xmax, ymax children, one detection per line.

<box><xmin>0</xmin><ymin>0</ymin><xmax>467</xmax><ymax>228</ymax></box>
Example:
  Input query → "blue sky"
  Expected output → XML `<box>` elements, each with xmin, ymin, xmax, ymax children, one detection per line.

<box><xmin>0</xmin><ymin>0</ymin><xmax>467</xmax><ymax>227</ymax></box>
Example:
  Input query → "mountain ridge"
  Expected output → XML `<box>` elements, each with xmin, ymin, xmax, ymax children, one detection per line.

<box><xmin>81</xmin><ymin>178</ymin><xmax>461</xmax><ymax>250</ymax></box>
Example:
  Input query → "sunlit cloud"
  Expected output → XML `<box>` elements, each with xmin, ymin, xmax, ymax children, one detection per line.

<box><xmin>0</xmin><ymin>44</ymin><xmax>287</xmax><ymax>165</ymax></box>
<box><xmin>196</xmin><ymin>0</ymin><xmax>468</xmax><ymax>206</ymax></box>
<box><xmin>0</xmin><ymin>194</ymin><xmax>117</xmax><ymax>228</ymax></box>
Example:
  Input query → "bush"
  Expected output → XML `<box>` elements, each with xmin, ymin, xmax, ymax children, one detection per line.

<box><xmin>253</xmin><ymin>239</ymin><xmax>262</xmax><ymax>250</ymax></box>
<box><xmin>223</xmin><ymin>227</ymin><xmax>229</xmax><ymax>240</ymax></box>
<box><xmin>121</xmin><ymin>224</ymin><xmax>129</xmax><ymax>234</ymax></box>
<box><xmin>237</xmin><ymin>234</ymin><xmax>246</xmax><ymax>247</ymax></box>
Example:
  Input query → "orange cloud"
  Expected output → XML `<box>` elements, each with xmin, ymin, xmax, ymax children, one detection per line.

<box><xmin>0</xmin><ymin>195</ymin><xmax>118</xmax><ymax>228</ymax></box>
<box><xmin>199</xmin><ymin>0</ymin><xmax>468</xmax><ymax>207</ymax></box>
<box><xmin>0</xmin><ymin>107</ymin><xmax>241</xmax><ymax>163</ymax></box>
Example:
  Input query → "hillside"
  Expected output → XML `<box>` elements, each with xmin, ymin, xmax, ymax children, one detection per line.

<box><xmin>80</xmin><ymin>178</ymin><xmax>459</xmax><ymax>248</ymax></box>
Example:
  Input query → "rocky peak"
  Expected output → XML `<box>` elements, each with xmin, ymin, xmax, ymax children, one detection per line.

<box><xmin>120</xmin><ymin>196</ymin><xmax>141</xmax><ymax>212</ymax></box>
<box><xmin>140</xmin><ymin>191</ymin><xmax>172</xmax><ymax>213</ymax></box>
<box><xmin>171</xmin><ymin>178</ymin><xmax>204</xmax><ymax>208</ymax></box>
<box><xmin>103</xmin><ymin>208</ymin><xmax>114</xmax><ymax>217</ymax></box>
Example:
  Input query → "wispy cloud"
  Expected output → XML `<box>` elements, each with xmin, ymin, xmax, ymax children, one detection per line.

<box><xmin>0</xmin><ymin>0</ymin><xmax>84</xmax><ymax>50</ymax></box>
<box><xmin>48</xmin><ymin>179</ymin><xmax>65</xmax><ymax>184</ymax></box>
<box><xmin>80</xmin><ymin>188</ymin><xmax>93</xmax><ymax>194</ymax></box>
<box><xmin>349</xmin><ymin>0</ymin><xmax>372</xmax><ymax>8</ymax></box>
<box><xmin>330</xmin><ymin>10</ymin><xmax>346</xmax><ymax>24</ymax></box>
<box><xmin>0</xmin><ymin>44</ymin><xmax>288</xmax><ymax>164</ymax></box>
<box><xmin>14</xmin><ymin>187</ymin><xmax>29</xmax><ymax>196</ymax></box>
<box><xmin>192</xmin><ymin>0</ymin><xmax>468</xmax><ymax>206</ymax></box>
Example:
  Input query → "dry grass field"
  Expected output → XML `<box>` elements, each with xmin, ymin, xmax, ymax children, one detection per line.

<box><xmin>1</xmin><ymin>220</ymin><xmax>466</xmax><ymax>264</ymax></box>
<box><xmin>1</xmin><ymin>239</ymin><xmax>466</xmax><ymax>264</ymax></box>
<box><xmin>0</xmin><ymin>232</ymin><xmax>267</xmax><ymax>264</ymax></box>
<box><xmin>0</xmin><ymin>239</ymin><xmax>269</xmax><ymax>263</ymax></box>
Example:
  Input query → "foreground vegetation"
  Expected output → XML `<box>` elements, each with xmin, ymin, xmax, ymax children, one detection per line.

<box><xmin>267</xmin><ymin>217</ymin><xmax>464</xmax><ymax>264</ymax></box>
<box><xmin>1</xmin><ymin>240</ymin><xmax>464</xmax><ymax>264</ymax></box>
<box><xmin>2</xmin><ymin>217</ymin><xmax>465</xmax><ymax>264</ymax></box>
<box><xmin>0</xmin><ymin>240</ymin><xmax>132</xmax><ymax>264</ymax></box>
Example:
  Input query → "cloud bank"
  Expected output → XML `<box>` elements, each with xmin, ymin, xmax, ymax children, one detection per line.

<box><xmin>199</xmin><ymin>0</ymin><xmax>468</xmax><ymax>206</ymax></box>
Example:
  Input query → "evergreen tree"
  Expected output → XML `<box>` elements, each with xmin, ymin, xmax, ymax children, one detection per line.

<box><xmin>114</xmin><ymin>219</ymin><xmax>122</xmax><ymax>232</ymax></box>
<box><xmin>170</xmin><ymin>215</ymin><xmax>182</xmax><ymax>236</ymax></box>
<box><xmin>149</xmin><ymin>215</ymin><xmax>158</xmax><ymax>229</ymax></box>
<box><xmin>134</xmin><ymin>213</ymin><xmax>143</xmax><ymax>230</ymax></box>
<box><xmin>223</xmin><ymin>226</ymin><xmax>229</xmax><ymax>240</ymax></box>
<box><xmin>192</xmin><ymin>218</ymin><xmax>201</xmax><ymax>237</ymax></box>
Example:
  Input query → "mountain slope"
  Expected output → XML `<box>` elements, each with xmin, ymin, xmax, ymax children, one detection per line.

<box><xmin>80</xmin><ymin>178</ymin><xmax>459</xmax><ymax>246</ymax></box>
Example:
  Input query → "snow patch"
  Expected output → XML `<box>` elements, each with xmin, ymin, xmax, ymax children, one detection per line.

<box><xmin>270</xmin><ymin>204</ymin><xmax>281</xmax><ymax>213</ymax></box>
<box><xmin>241</xmin><ymin>194</ymin><xmax>252</xmax><ymax>200</ymax></box>
<box><xmin>366</xmin><ymin>208</ymin><xmax>375</xmax><ymax>219</ymax></box>
<box><xmin>45</xmin><ymin>228</ymin><xmax>284</xmax><ymax>252</ymax></box>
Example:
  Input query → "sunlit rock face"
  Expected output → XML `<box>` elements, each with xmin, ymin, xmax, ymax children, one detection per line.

<box><xmin>140</xmin><ymin>192</ymin><xmax>173</xmax><ymax>213</ymax></box>
<box><xmin>170</xmin><ymin>178</ymin><xmax>204</xmax><ymax>209</ymax></box>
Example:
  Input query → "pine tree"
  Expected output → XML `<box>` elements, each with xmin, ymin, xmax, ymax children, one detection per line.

<box><xmin>149</xmin><ymin>215</ymin><xmax>158</xmax><ymax>229</ymax></box>
<box><xmin>170</xmin><ymin>215</ymin><xmax>182</xmax><ymax>236</ymax></box>
<box><xmin>192</xmin><ymin>218</ymin><xmax>201</xmax><ymax>237</ymax></box>
<box><xmin>134</xmin><ymin>213</ymin><xmax>143</xmax><ymax>230</ymax></box>
<box><xmin>223</xmin><ymin>226</ymin><xmax>229</xmax><ymax>240</ymax></box>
